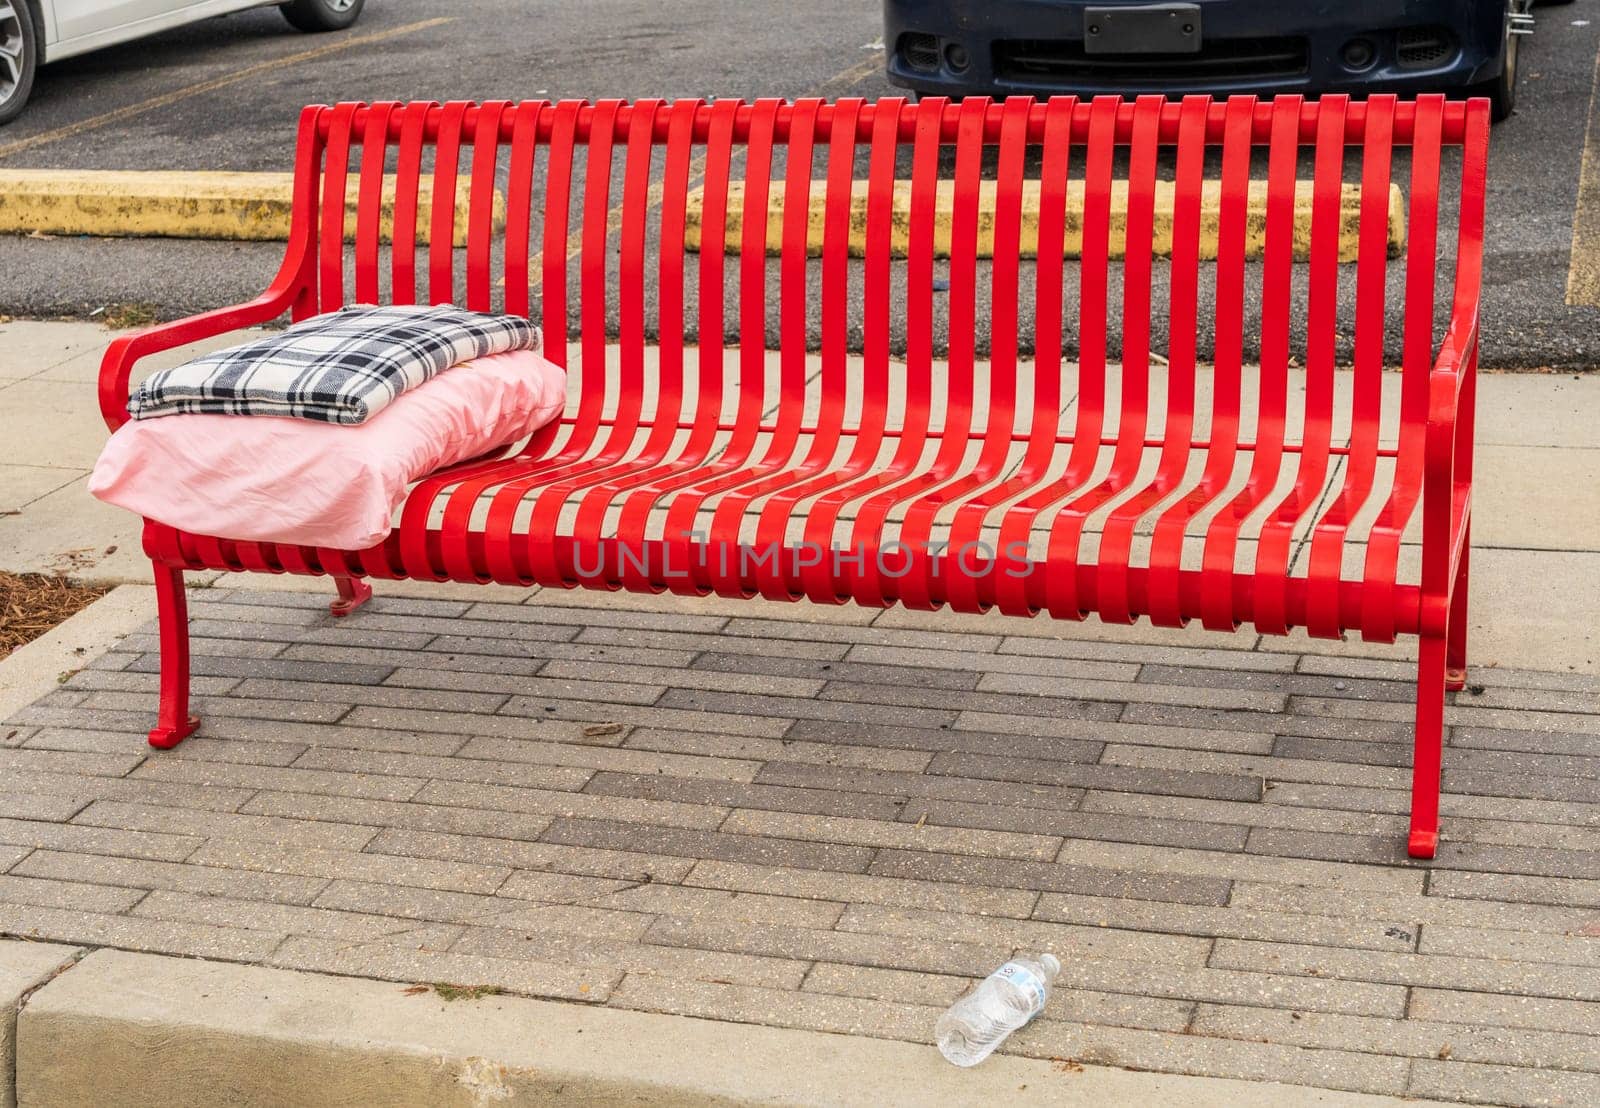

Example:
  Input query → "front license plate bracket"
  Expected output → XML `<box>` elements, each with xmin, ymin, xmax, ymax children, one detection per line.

<box><xmin>1084</xmin><ymin>4</ymin><xmax>1202</xmax><ymax>54</ymax></box>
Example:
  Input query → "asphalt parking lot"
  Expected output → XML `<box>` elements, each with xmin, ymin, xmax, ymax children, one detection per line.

<box><xmin>1</xmin><ymin>0</ymin><xmax>1599</xmax><ymax>368</ymax></box>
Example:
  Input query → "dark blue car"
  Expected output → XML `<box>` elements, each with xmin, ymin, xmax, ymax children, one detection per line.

<box><xmin>883</xmin><ymin>0</ymin><xmax>1553</xmax><ymax>121</ymax></box>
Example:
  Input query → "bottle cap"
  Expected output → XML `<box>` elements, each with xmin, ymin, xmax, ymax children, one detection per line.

<box><xmin>1039</xmin><ymin>953</ymin><xmax>1061</xmax><ymax>977</ymax></box>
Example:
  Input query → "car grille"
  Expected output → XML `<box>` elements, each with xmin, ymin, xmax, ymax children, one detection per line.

<box><xmin>1396</xmin><ymin>27</ymin><xmax>1457</xmax><ymax>70</ymax></box>
<box><xmin>993</xmin><ymin>37</ymin><xmax>1309</xmax><ymax>84</ymax></box>
<box><xmin>900</xmin><ymin>33</ymin><xmax>941</xmax><ymax>73</ymax></box>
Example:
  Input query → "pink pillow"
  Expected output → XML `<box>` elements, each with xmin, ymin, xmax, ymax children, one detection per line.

<box><xmin>90</xmin><ymin>349</ymin><xmax>566</xmax><ymax>550</ymax></box>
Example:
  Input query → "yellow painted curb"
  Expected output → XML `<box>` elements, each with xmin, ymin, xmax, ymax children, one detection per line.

<box><xmin>687</xmin><ymin>179</ymin><xmax>1405</xmax><ymax>262</ymax></box>
<box><xmin>0</xmin><ymin>170</ymin><xmax>505</xmax><ymax>246</ymax></box>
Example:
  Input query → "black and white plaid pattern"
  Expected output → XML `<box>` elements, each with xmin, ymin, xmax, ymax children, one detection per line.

<box><xmin>128</xmin><ymin>304</ymin><xmax>540</xmax><ymax>425</ymax></box>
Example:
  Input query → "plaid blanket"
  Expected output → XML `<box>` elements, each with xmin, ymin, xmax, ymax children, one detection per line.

<box><xmin>128</xmin><ymin>304</ymin><xmax>540</xmax><ymax>425</ymax></box>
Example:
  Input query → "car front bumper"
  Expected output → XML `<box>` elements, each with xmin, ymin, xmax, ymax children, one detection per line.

<box><xmin>883</xmin><ymin>0</ymin><xmax>1509</xmax><ymax>100</ymax></box>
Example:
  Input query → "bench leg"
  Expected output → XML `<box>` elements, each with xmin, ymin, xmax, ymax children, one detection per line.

<box><xmin>1445</xmin><ymin>531</ymin><xmax>1470</xmax><ymax>692</ymax></box>
<box><xmin>1408</xmin><ymin>634</ymin><xmax>1447</xmax><ymax>859</ymax></box>
<box><xmin>330</xmin><ymin>575</ymin><xmax>372</xmax><ymax>617</ymax></box>
<box><xmin>148</xmin><ymin>563</ymin><xmax>200</xmax><ymax>750</ymax></box>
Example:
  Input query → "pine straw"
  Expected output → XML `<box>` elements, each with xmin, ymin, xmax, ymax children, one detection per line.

<box><xmin>0</xmin><ymin>572</ymin><xmax>110</xmax><ymax>660</ymax></box>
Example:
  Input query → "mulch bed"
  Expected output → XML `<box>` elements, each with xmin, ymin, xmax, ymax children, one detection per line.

<box><xmin>0</xmin><ymin>572</ymin><xmax>110</xmax><ymax>660</ymax></box>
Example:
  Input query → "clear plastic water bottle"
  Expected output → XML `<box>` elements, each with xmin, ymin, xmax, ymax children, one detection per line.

<box><xmin>935</xmin><ymin>952</ymin><xmax>1061</xmax><ymax>1067</ymax></box>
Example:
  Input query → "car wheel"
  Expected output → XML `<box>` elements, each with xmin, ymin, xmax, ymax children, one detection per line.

<box><xmin>1474</xmin><ymin>4</ymin><xmax>1520</xmax><ymax>123</ymax></box>
<box><xmin>0</xmin><ymin>0</ymin><xmax>38</xmax><ymax>127</ymax></box>
<box><xmin>280</xmin><ymin>0</ymin><xmax>364</xmax><ymax>33</ymax></box>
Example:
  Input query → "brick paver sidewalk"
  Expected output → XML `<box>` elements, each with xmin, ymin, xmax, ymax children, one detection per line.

<box><xmin>2</xmin><ymin>587</ymin><xmax>1597</xmax><ymax>1106</ymax></box>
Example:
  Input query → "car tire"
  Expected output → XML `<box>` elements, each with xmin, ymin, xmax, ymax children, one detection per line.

<box><xmin>0</xmin><ymin>0</ymin><xmax>38</xmax><ymax>128</ymax></box>
<box><xmin>280</xmin><ymin>0</ymin><xmax>365</xmax><ymax>33</ymax></box>
<box><xmin>1475</xmin><ymin>6</ymin><xmax>1520</xmax><ymax>123</ymax></box>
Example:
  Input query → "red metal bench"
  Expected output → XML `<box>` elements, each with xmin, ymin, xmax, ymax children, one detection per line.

<box><xmin>99</xmin><ymin>95</ymin><xmax>1488</xmax><ymax>859</ymax></box>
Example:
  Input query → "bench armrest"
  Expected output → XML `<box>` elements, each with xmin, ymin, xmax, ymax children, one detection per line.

<box><xmin>1428</xmin><ymin>309</ymin><xmax>1478</xmax><ymax>415</ymax></box>
<box><xmin>97</xmin><ymin>290</ymin><xmax>299</xmax><ymax>432</ymax></box>
<box><xmin>1421</xmin><ymin>306</ymin><xmax>1479</xmax><ymax>621</ymax></box>
<box><xmin>1425</xmin><ymin>306</ymin><xmax>1478</xmax><ymax>477</ymax></box>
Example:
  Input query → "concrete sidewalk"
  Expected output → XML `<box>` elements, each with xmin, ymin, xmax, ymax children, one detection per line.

<box><xmin>1</xmin><ymin>319</ymin><xmax>1599</xmax><ymax>1106</ymax></box>
<box><xmin>3</xmin><ymin>583</ymin><xmax>1599</xmax><ymax>1106</ymax></box>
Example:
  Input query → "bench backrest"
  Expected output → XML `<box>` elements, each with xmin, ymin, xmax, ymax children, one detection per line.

<box><xmin>280</xmin><ymin>95</ymin><xmax>1487</xmax><ymax>459</ymax></box>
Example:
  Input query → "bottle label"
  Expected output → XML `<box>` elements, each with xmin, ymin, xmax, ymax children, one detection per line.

<box><xmin>993</xmin><ymin>962</ymin><xmax>1046</xmax><ymax>1015</ymax></box>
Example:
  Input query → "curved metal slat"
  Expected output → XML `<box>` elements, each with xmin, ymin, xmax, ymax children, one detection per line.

<box><xmin>1305</xmin><ymin>95</ymin><xmax>1398</xmax><ymax>638</ymax></box>
<box><xmin>467</xmin><ymin>100</ymin><xmax>613</xmax><ymax>584</ymax></box>
<box><xmin>793</xmin><ymin>97</ymin><xmax>945</xmax><ymax>605</ymax></box>
<box><xmin>992</xmin><ymin>95</ymin><xmax>1120</xmax><ymax>618</ymax></box>
<box><xmin>1145</xmin><ymin>95</ymin><xmax>1256</xmax><ymax>626</ymax></box>
<box><xmin>705</xmin><ymin>99</ymin><xmax>864</xmax><ymax>600</ymax></box>
<box><xmin>752</xmin><ymin>98</ymin><xmax>904</xmax><ymax>603</ymax></box>
<box><xmin>426</xmin><ymin>101</ymin><xmax>470</xmax><ymax>305</ymax></box>
<box><xmin>353</xmin><ymin>101</ymin><xmax>398</xmax><ymax>305</ymax></box>
<box><xmin>973</xmin><ymin>95</ymin><xmax>1075</xmax><ymax>617</ymax></box>
<box><xmin>913</xmin><ymin>95</ymin><xmax>1031</xmax><ymax>613</ymax></box>
<box><xmin>848</xmin><ymin>96</ymin><xmax>990</xmax><ymax>611</ymax></box>
<box><xmin>1359</xmin><ymin>94</ymin><xmax>1446</xmax><ymax>642</ymax></box>
<box><xmin>570</xmin><ymin>98</ymin><xmax>702</xmax><ymax>586</ymax></box>
<box><xmin>1102</xmin><ymin>94</ymin><xmax>1209</xmax><ymax>627</ymax></box>
<box><xmin>687</xmin><ymin>97</ymin><xmax>823</xmax><ymax>599</ymax></box>
<box><xmin>501</xmin><ymin>101</ymin><xmax>546</xmax><ymax>321</ymax></box>
<box><xmin>1041</xmin><ymin>94</ymin><xmax>1165</xmax><ymax>622</ymax></box>
<box><xmin>389</xmin><ymin>101</ymin><xmax>435</xmax><ymax>306</ymax></box>
<box><xmin>608</xmin><ymin>99</ymin><xmax>741</xmax><ymax>577</ymax></box>
<box><xmin>1252</xmin><ymin>94</ymin><xmax>1348</xmax><ymax>636</ymax></box>
<box><xmin>1199</xmin><ymin>95</ymin><xmax>1302</xmax><ymax>631</ymax></box>
<box><xmin>651</xmin><ymin>100</ymin><xmax>786</xmax><ymax>585</ymax></box>
<box><xmin>466</xmin><ymin>100</ymin><xmax>511</xmax><ymax>312</ymax></box>
<box><xmin>317</xmin><ymin>103</ymin><xmax>358</xmax><ymax>312</ymax></box>
<box><xmin>525</xmin><ymin>98</ymin><xmax>665</xmax><ymax>587</ymax></box>
<box><xmin>540</xmin><ymin>100</ymin><xmax>582</xmax><ymax>365</ymax></box>
<box><xmin>521</xmin><ymin>98</ymin><xmax>627</xmax><ymax>585</ymax></box>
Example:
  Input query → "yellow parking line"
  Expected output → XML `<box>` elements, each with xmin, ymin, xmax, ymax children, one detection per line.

<box><xmin>1568</xmin><ymin>45</ymin><xmax>1600</xmax><ymax>306</ymax></box>
<box><xmin>809</xmin><ymin>53</ymin><xmax>888</xmax><ymax>98</ymax></box>
<box><xmin>0</xmin><ymin>17</ymin><xmax>454</xmax><ymax>162</ymax></box>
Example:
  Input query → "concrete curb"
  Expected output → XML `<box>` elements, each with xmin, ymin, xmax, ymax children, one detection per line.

<box><xmin>0</xmin><ymin>941</ymin><xmax>80</xmax><ymax>1108</ymax></box>
<box><xmin>686</xmin><ymin>179</ymin><xmax>1406</xmax><ymax>261</ymax></box>
<box><xmin>0</xmin><ymin>170</ymin><xmax>504</xmax><ymax>245</ymax></box>
<box><xmin>8</xmin><ymin>944</ymin><xmax>1445</xmax><ymax>1107</ymax></box>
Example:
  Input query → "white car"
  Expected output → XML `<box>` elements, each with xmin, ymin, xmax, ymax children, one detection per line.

<box><xmin>0</xmin><ymin>0</ymin><xmax>364</xmax><ymax>125</ymax></box>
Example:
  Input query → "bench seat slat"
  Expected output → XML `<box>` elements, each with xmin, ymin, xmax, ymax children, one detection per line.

<box><xmin>317</xmin><ymin>103</ymin><xmax>357</xmax><ymax>313</ymax></box>
<box><xmin>1201</xmin><ymin>97</ymin><xmax>1302</xmax><ymax>632</ymax></box>
<box><xmin>352</xmin><ymin>101</ymin><xmax>396</xmax><ymax>307</ymax></box>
